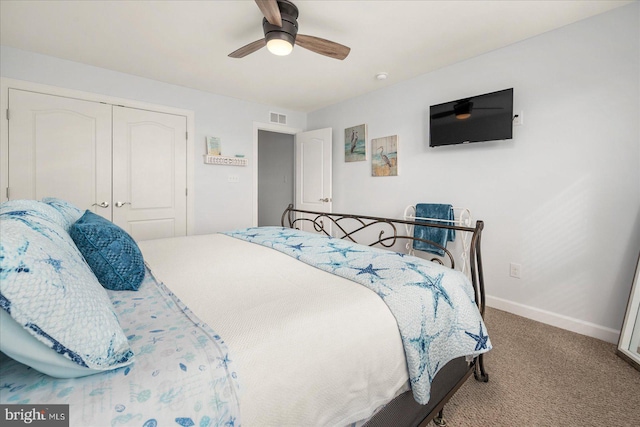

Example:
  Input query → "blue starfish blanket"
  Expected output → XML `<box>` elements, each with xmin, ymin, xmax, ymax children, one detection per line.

<box><xmin>225</xmin><ymin>227</ymin><xmax>491</xmax><ymax>405</ymax></box>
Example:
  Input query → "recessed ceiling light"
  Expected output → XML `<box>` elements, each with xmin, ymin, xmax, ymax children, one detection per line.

<box><xmin>376</xmin><ymin>72</ymin><xmax>388</xmax><ymax>81</ymax></box>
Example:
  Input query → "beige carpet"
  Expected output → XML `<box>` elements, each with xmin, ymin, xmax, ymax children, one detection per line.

<box><xmin>443</xmin><ymin>308</ymin><xmax>640</xmax><ymax>426</ymax></box>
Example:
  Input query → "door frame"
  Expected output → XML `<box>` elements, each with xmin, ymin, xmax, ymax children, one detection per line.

<box><xmin>0</xmin><ymin>78</ymin><xmax>196</xmax><ymax>235</ymax></box>
<box><xmin>252</xmin><ymin>122</ymin><xmax>302</xmax><ymax>227</ymax></box>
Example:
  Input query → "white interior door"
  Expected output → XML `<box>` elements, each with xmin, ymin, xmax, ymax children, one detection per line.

<box><xmin>295</xmin><ymin>128</ymin><xmax>332</xmax><ymax>231</ymax></box>
<box><xmin>7</xmin><ymin>89</ymin><xmax>112</xmax><ymax>216</ymax></box>
<box><xmin>112</xmin><ymin>106</ymin><xmax>187</xmax><ymax>241</ymax></box>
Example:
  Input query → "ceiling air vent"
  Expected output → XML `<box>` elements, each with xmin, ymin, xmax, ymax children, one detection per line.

<box><xmin>270</xmin><ymin>112</ymin><xmax>287</xmax><ymax>125</ymax></box>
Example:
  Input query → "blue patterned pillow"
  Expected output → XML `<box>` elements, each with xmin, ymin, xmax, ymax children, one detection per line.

<box><xmin>0</xmin><ymin>200</ymin><xmax>134</xmax><ymax>375</ymax></box>
<box><xmin>70</xmin><ymin>211</ymin><xmax>145</xmax><ymax>291</ymax></box>
<box><xmin>42</xmin><ymin>197</ymin><xmax>84</xmax><ymax>232</ymax></box>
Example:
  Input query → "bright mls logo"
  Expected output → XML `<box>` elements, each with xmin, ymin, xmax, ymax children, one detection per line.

<box><xmin>1</xmin><ymin>405</ymin><xmax>69</xmax><ymax>426</ymax></box>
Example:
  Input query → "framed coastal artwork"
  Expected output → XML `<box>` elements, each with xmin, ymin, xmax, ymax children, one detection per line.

<box><xmin>371</xmin><ymin>135</ymin><xmax>398</xmax><ymax>177</ymax></box>
<box><xmin>344</xmin><ymin>124</ymin><xmax>367</xmax><ymax>162</ymax></box>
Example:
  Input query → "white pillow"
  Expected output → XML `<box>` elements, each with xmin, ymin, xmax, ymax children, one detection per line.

<box><xmin>0</xmin><ymin>309</ymin><xmax>101</xmax><ymax>378</ymax></box>
<box><xmin>42</xmin><ymin>197</ymin><xmax>84</xmax><ymax>232</ymax></box>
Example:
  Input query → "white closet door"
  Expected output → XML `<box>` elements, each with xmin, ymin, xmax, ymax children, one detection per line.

<box><xmin>112</xmin><ymin>106</ymin><xmax>187</xmax><ymax>241</ymax></box>
<box><xmin>7</xmin><ymin>89</ymin><xmax>112</xmax><ymax>217</ymax></box>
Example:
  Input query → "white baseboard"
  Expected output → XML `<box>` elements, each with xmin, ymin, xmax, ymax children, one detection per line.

<box><xmin>486</xmin><ymin>295</ymin><xmax>620</xmax><ymax>344</ymax></box>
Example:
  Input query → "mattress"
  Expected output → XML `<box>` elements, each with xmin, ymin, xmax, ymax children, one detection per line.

<box><xmin>138</xmin><ymin>233</ymin><xmax>410</xmax><ymax>426</ymax></box>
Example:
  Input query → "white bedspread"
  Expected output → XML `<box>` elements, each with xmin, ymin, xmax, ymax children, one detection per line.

<box><xmin>138</xmin><ymin>234</ymin><xmax>409</xmax><ymax>427</ymax></box>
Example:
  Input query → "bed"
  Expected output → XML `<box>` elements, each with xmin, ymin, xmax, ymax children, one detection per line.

<box><xmin>0</xmin><ymin>200</ymin><xmax>490</xmax><ymax>427</ymax></box>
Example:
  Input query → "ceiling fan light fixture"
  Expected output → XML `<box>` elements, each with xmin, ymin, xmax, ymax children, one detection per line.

<box><xmin>264</xmin><ymin>15</ymin><xmax>296</xmax><ymax>57</ymax></box>
<box><xmin>267</xmin><ymin>36</ymin><xmax>294</xmax><ymax>56</ymax></box>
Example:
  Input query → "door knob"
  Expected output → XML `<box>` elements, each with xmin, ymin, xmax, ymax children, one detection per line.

<box><xmin>115</xmin><ymin>201</ymin><xmax>130</xmax><ymax>208</ymax></box>
<box><xmin>319</xmin><ymin>198</ymin><xmax>331</xmax><ymax>202</ymax></box>
<box><xmin>92</xmin><ymin>201</ymin><xmax>109</xmax><ymax>208</ymax></box>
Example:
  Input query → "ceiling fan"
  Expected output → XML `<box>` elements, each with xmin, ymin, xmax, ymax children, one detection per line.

<box><xmin>431</xmin><ymin>99</ymin><xmax>503</xmax><ymax>120</ymax></box>
<box><xmin>228</xmin><ymin>0</ymin><xmax>351</xmax><ymax>60</ymax></box>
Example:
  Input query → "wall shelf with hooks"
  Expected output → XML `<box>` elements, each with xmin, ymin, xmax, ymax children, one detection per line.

<box><xmin>204</xmin><ymin>155</ymin><xmax>248</xmax><ymax>166</ymax></box>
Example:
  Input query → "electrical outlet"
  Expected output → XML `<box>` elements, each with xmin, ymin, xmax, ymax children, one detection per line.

<box><xmin>227</xmin><ymin>174</ymin><xmax>239</xmax><ymax>183</ymax></box>
<box><xmin>510</xmin><ymin>262</ymin><xmax>522</xmax><ymax>279</ymax></box>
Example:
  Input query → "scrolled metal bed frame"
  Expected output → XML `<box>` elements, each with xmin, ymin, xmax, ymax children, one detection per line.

<box><xmin>281</xmin><ymin>204</ymin><xmax>489</xmax><ymax>427</ymax></box>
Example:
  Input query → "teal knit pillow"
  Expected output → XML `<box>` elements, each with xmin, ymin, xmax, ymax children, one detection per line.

<box><xmin>70</xmin><ymin>211</ymin><xmax>145</xmax><ymax>291</ymax></box>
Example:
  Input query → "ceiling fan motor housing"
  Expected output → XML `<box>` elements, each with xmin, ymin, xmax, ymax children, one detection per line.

<box><xmin>263</xmin><ymin>0</ymin><xmax>299</xmax><ymax>46</ymax></box>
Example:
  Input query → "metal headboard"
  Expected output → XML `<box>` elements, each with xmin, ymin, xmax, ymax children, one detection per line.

<box><xmin>280</xmin><ymin>204</ymin><xmax>487</xmax><ymax>317</ymax></box>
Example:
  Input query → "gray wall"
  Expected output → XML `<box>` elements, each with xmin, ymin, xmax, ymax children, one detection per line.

<box><xmin>258</xmin><ymin>130</ymin><xmax>294</xmax><ymax>226</ymax></box>
<box><xmin>308</xmin><ymin>3</ymin><xmax>640</xmax><ymax>340</ymax></box>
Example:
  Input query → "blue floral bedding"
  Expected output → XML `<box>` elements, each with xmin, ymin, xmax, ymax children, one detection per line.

<box><xmin>0</xmin><ymin>269</ymin><xmax>241</xmax><ymax>427</ymax></box>
<box><xmin>225</xmin><ymin>227</ymin><xmax>491</xmax><ymax>405</ymax></box>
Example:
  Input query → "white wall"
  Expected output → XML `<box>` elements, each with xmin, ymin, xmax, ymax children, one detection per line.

<box><xmin>0</xmin><ymin>46</ymin><xmax>307</xmax><ymax>234</ymax></box>
<box><xmin>308</xmin><ymin>3</ymin><xmax>640</xmax><ymax>341</ymax></box>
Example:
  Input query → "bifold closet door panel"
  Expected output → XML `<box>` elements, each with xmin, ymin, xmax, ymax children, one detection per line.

<box><xmin>112</xmin><ymin>106</ymin><xmax>187</xmax><ymax>241</ymax></box>
<box><xmin>7</xmin><ymin>89</ymin><xmax>112</xmax><ymax>218</ymax></box>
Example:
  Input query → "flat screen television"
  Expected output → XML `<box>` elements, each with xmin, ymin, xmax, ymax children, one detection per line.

<box><xmin>429</xmin><ymin>88</ymin><xmax>513</xmax><ymax>147</ymax></box>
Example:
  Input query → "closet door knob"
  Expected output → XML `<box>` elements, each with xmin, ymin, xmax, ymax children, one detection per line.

<box><xmin>92</xmin><ymin>201</ymin><xmax>110</xmax><ymax>208</ymax></box>
<box><xmin>115</xmin><ymin>201</ymin><xmax>130</xmax><ymax>208</ymax></box>
<box><xmin>319</xmin><ymin>198</ymin><xmax>331</xmax><ymax>203</ymax></box>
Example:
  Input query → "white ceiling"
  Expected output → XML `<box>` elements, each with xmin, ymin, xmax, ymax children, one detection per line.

<box><xmin>0</xmin><ymin>0</ymin><xmax>633</xmax><ymax>112</ymax></box>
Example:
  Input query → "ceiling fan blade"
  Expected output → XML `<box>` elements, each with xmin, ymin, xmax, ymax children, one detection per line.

<box><xmin>295</xmin><ymin>34</ymin><xmax>350</xmax><ymax>60</ymax></box>
<box><xmin>255</xmin><ymin>0</ymin><xmax>282</xmax><ymax>27</ymax></box>
<box><xmin>228</xmin><ymin>39</ymin><xmax>267</xmax><ymax>58</ymax></box>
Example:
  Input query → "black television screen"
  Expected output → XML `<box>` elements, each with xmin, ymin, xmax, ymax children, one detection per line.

<box><xmin>429</xmin><ymin>88</ymin><xmax>513</xmax><ymax>147</ymax></box>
